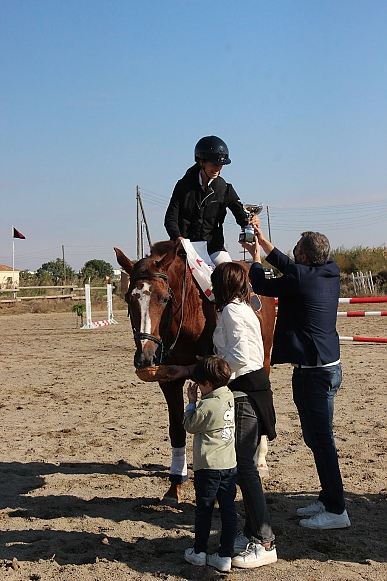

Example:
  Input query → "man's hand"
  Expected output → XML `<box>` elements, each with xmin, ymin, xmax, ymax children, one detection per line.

<box><xmin>250</xmin><ymin>217</ymin><xmax>274</xmax><ymax>256</ymax></box>
<box><xmin>239</xmin><ymin>236</ymin><xmax>261</xmax><ymax>263</ymax></box>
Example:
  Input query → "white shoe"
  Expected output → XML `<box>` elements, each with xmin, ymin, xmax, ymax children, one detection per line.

<box><xmin>299</xmin><ymin>509</ymin><xmax>351</xmax><ymax>530</ymax></box>
<box><xmin>184</xmin><ymin>547</ymin><xmax>206</xmax><ymax>566</ymax></box>
<box><xmin>206</xmin><ymin>552</ymin><xmax>231</xmax><ymax>572</ymax></box>
<box><xmin>297</xmin><ymin>499</ymin><xmax>326</xmax><ymax>517</ymax></box>
<box><xmin>233</xmin><ymin>531</ymin><xmax>250</xmax><ymax>555</ymax></box>
<box><xmin>232</xmin><ymin>542</ymin><xmax>277</xmax><ymax>569</ymax></box>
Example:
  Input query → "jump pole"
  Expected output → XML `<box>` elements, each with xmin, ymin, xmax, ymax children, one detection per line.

<box><xmin>339</xmin><ymin>297</ymin><xmax>387</xmax><ymax>304</ymax></box>
<box><xmin>337</xmin><ymin>311</ymin><xmax>387</xmax><ymax>317</ymax></box>
<box><xmin>81</xmin><ymin>284</ymin><xmax>118</xmax><ymax>329</ymax></box>
<box><xmin>340</xmin><ymin>336</ymin><xmax>387</xmax><ymax>343</ymax></box>
<box><xmin>338</xmin><ymin>308</ymin><xmax>387</xmax><ymax>342</ymax></box>
<box><xmin>274</xmin><ymin>296</ymin><xmax>387</xmax><ymax>342</ymax></box>
<box><xmin>276</xmin><ymin>311</ymin><xmax>387</xmax><ymax>317</ymax></box>
<box><xmin>274</xmin><ymin>297</ymin><xmax>387</xmax><ymax>305</ymax></box>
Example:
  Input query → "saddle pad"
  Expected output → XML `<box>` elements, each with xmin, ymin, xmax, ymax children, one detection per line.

<box><xmin>181</xmin><ymin>239</ymin><xmax>215</xmax><ymax>302</ymax></box>
<box><xmin>181</xmin><ymin>239</ymin><xmax>262</xmax><ymax>311</ymax></box>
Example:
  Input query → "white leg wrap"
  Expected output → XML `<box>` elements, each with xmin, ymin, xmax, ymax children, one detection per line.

<box><xmin>258</xmin><ymin>435</ymin><xmax>270</xmax><ymax>477</ymax></box>
<box><xmin>170</xmin><ymin>446</ymin><xmax>187</xmax><ymax>477</ymax></box>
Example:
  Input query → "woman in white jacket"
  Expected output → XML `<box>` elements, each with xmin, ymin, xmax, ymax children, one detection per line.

<box><xmin>210</xmin><ymin>262</ymin><xmax>277</xmax><ymax>570</ymax></box>
<box><xmin>163</xmin><ymin>262</ymin><xmax>277</xmax><ymax>570</ymax></box>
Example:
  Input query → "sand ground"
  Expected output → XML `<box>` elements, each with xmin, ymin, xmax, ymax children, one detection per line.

<box><xmin>0</xmin><ymin>307</ymin><xmax>386</xmax><ymax>580</ymax></box>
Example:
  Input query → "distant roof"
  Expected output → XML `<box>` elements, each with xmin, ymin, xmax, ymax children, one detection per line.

<box><xmin>0</xmin><ymin>264</ymin><xmax>19</xmax><ymax>272</ymax></box>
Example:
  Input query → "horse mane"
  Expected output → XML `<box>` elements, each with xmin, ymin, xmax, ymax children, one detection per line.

<box><xmin>149</xmin><ymin>240</ymin><xmax>175</xmax><ymax>258</ymax></box>
<box><xmin>131</xmin><ymin>240</ymin><xmax>176</xmax><ymax>280</ymax></box>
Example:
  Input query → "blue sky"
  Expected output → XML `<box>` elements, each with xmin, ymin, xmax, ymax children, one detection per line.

<box><xmin>1</xmin><ymin>0</ymin><xmax>386</xmax><ymax>271</ymax></box>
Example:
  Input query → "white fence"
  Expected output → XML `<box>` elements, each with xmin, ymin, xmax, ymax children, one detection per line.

<box><xmin>0</xmin><ymin>285</ymin><xmax>106</xmax><ymax>304</ymax></box>
<box><xmin>352</xmin><ymin>271</ymin><xmax>375</xmax><ymax>295</ymax></box>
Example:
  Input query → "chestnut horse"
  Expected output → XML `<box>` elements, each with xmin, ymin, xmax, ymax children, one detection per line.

<box><xmin>115</xmin><ymin>241</ymin><xmax>275</xmax><ymax>502</ymax></box>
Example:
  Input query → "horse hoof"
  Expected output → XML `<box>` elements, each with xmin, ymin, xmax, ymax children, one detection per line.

<box><xmin>160</xmin><ymin>495</ymin><xmax>180</xmax><ymax>506</ymax></box>
<box><xmin>160</xmin><ymin>484</ymin><xmax>182</xmax><ymax>505</ymax></box>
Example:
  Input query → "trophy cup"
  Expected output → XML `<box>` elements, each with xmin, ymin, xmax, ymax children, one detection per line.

<box><xmin>239</xmin><ymin>203</ymin><xmax>263</xmax><ymax>243</ymax></box>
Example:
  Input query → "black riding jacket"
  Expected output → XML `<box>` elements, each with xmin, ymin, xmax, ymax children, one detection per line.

<box><xmin>164</xmin><ymin>164</ymin><xmax>248</xmax><ymax>255</ymax></box>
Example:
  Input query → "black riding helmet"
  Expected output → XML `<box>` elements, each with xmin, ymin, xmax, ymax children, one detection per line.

<box><xmin>194</xmin><ymin>136</ymin><xmax>231</xmax><ymax>165</ymax></box>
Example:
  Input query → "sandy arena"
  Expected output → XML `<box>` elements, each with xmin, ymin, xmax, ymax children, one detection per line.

<box><xmin>0</xmin><ymin>307</ymin><xmax>386</xmax><ymax>580</ymax></box>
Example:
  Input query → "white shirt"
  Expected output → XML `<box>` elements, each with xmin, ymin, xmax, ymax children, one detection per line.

<box><xmin>212</xmin><ymin>300</ymin><xmax>265</xmax><ymax>381</ymax></box>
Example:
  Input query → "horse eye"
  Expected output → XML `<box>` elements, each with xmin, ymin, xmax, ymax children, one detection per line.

<box><xmin>161</xmin><ymin>296</ymin><xmax>169</xmax><ymax>304</ymax></box>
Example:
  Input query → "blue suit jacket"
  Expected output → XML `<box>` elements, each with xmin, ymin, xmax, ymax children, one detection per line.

<box><xmin>249</xmin><ymin>247</ymin><xmax>340</xmax><ymax>366</ymax></box>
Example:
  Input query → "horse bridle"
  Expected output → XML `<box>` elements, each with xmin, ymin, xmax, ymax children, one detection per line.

<box><xmin>129</xmin><ymin>258</ymin><xmax>188</xmax><ymax>364</ymax></box>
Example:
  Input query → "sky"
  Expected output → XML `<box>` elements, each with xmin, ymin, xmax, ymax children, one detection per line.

<box><xmin>1</xmin><ymin>0</ymin><xmax>387</xmax><ymax>272</ymax></box>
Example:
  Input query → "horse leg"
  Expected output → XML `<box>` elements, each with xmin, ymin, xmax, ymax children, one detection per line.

<box><xmin>159</xmin><ymin>379</ymin><xmax>187</xmax><ymax>503</ymax></box>
<box><xmin>257</xmin><ymin>435</ymin><xmax>269</xmax><ymax>477</ymax></box>
<box><xmin>255</xmin><ymin>296</ymin><xmax>275</xmax><ymax>477</ymax></box>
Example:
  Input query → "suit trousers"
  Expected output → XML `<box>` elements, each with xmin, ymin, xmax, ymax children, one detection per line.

<box><xmin>292</xmin><ymin>364</ymin><xmax>345</xmax><ymax>514</ymax></box>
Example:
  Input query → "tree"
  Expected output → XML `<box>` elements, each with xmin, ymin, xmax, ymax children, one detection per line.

<box><xmin>80</xmin><ymin>259</ymin><xmax>114</xmax><ymax>281</ymax></box>
<box><xmin>36</xmin><ymin>258</ymin><xmax>76</xmax><ymax>283</ymax></box>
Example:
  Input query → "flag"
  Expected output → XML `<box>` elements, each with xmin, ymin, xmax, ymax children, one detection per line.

<box><xmin>13</xmin><ymin>227</ymin><xmax>25</xmax><ymax>239</ymax></box>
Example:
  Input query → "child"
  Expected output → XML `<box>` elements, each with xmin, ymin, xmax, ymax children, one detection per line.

<box><xmin>183</xmin><ymin>355</ymin><xmax>237</xmax><ymax>573</ymax></box>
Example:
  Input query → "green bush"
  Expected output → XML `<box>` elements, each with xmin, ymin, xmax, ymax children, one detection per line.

<box><xmin>331</xmin><ymin>245</ymin><xmax>387</xmax><ymax>275</ymax></box>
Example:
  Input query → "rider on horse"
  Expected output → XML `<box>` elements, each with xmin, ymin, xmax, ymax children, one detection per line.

<box><xmin>164</xmin><ymin>136</ymin><xmax>250</xmax><ymax>266</ymax></box>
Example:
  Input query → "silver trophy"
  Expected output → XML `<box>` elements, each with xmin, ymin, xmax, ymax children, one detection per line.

<box><xmin>239</xmin><ymin>203</ymin><xmax>263</xmax><ymax>243</ymax></box>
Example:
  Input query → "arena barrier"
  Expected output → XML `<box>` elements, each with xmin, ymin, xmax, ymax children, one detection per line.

<box><xmin>337</xmin><ymin>297</ymin><xmax>387</xmax><ymax>342</ymax></box>
<box><xmin>337</xmin><ymin>311</ymin><xmax>387</xmax><ymax>317</ymax></box>
<box><xmin>81</xmin><ymin>284</ymin><xmax>118</xmax><ymax>329</ymax></box>
<box><xmin>339</xmin><ymin>297</ymin><xmax>387</xmax><ymax>304</ymax></box>
<box><xmin>274</xmin><ymin>296</ymin><xmax>387</xmax><ymax>343</ymax></box>
<box><xmin>274</xmin><ymin>296</ymin><xmax>387</xmax><ymax>305</ymax></box>
<box><xmin>339</xmin><ymin>336</ymin><xmax>387</xmax><ymax>343</ymax></box>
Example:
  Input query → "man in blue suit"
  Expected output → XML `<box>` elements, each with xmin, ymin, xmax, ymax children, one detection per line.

<box><xmin>242</xmin><ymin>221</ymin><xmax>350</xmax><ymax>530</ymax></box>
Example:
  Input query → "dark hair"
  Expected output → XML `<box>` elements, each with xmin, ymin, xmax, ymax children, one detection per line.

<box><xmin>299</xmin><ymin>231</ymin><xmax>330</xmax><ymax>266</ymax></box>
<box><xmin>192</xmin><ymin>355</ymin><xmax>231</xmax><ymax>390</ymax></box>
<box><xmin>211</xmin><ymin>262</ymin><xmax>250</xmax><ymax>311</ymax></box>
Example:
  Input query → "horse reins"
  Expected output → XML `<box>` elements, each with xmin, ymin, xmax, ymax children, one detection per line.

<box><xmin>130</xmin><ymin>257</ymin><xmax>188</xmax><ymax>363</ymax></box>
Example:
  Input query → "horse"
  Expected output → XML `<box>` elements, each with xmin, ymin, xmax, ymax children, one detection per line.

<box><xmin>114</xmin><ymin>240</ymin><xmax>275</xmax><ymax>502</ymax></box>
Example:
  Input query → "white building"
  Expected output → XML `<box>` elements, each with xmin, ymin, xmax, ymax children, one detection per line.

<box><xmin>0</xmin><ymin>264</ymin><xmax>20</xmax><ymax>287</ymax></box>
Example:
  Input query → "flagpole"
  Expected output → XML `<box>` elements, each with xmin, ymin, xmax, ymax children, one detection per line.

<box><xmin>12</xmin><ymin>224</ymin><xmax>15</xmax><ymax>285</ymax></box>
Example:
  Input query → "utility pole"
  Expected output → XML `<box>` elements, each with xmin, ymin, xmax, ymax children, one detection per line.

<box><xmin>62</xmin><ymin>245</ymin><xmax>66</xmax><ymax>285</ymax></box>
<box><xmin>136</xmin><ymin>185</ymin><xmax>141</xmax><ymax>261</ymax></box>
<box><xmin>266</xmin><ymin>205</ymin><xmax>272</xmax><ymax>242</ymax></box>
<box><xmin>138</xmin><ymin>191</ymin><xmax>152</xmax><ymax>248</ymax></box>
<box><xmin>136</xmin><ymin>186</ymin><xmax>152</xmax><ymax>259</ymax></box>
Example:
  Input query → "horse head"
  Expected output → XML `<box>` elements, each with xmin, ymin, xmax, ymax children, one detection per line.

<box><xmin>114</xmin><ymin>242</ymin><xmax>181</xmax><ymax>369</ymax></box>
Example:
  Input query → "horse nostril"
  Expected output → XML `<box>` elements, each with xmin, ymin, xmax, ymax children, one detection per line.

<box><xmin>134</xmin><ymin>348</ymin><xmax>158</xmax><ymax>369</ymax></box>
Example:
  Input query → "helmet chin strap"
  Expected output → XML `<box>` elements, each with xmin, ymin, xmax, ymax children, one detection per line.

<box><xmin>199</xmin><ymin>160</ymin><xmax>219</xmax><ymax>186</ymax></box>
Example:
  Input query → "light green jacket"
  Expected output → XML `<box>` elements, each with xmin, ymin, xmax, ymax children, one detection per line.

<box><xmin>183</xmin><ymin>386</ymin><xmax>236</xmax><ymax>471</ymax></box>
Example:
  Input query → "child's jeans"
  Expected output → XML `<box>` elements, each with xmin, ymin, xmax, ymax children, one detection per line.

<box><xmin>193</xmin><ymin>467</ymin><xmax>237</xmax><ymax>557</ymax></box>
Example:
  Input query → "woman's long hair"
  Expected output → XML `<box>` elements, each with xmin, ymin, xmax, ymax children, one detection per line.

<box><xmin>211</xmin><ymin>262</ymin><xmax>250</xmax><ymax>311</ymax></box>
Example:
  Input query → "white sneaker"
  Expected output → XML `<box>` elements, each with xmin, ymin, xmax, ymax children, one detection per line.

<box><xmin>299</xmin><ymin>509</ymin><xmax>351</xmax><ymax>530</ymax></box>
<box><xmin>297</xmin><ymin>499</ymin><xmax>326</xmax><ymax>517</ymax></box>
<box><xmin>232</xmin><ymin>542</ymin><xmax>277</xmax><ymax>569</ymax></box>
<box><xmin>184</xmin><ymin>547</ymin><xmax>206</xmax><ymax>566</ymax></box>
<box><xmin>233</xmin><ymin>531</ymin><xmax>250</xmax><ymax>555</ymax></box>
<box><xmin>206</xmin><ymin>552</ymin><xmax>231</xmax><ymax>572</ymax></box>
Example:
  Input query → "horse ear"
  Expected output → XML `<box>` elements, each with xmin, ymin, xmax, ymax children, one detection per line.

<box><xmin>114</xmin><ymin>247</ymin><xmax>135</xmax><ymax>275</ymax></box>
<box><xmin>156</xmin><ymin>245</ymin><xmax>177</xmax><ymax>272</ymax></box>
